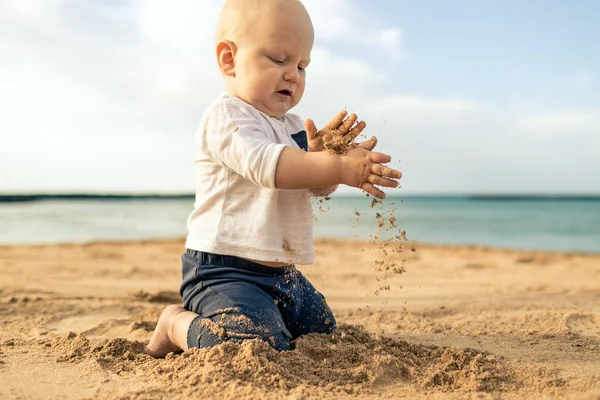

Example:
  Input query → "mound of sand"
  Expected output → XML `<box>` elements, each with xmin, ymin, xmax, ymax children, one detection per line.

<box><xmin>44</xmin><ymin>324</ymin><xmax>512</xmax><ymax>398</ymax></box>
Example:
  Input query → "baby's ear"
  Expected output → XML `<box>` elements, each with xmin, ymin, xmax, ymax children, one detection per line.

<box><xmin>216</xmin><ymin>40</ymin><xmax>236</xmax><ymax>77</ymax></box>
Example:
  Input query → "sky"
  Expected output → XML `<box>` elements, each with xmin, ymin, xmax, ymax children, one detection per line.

<box><xmin>1</xmin><ymin>0</ymin><xmax>599</xmax><ymax>195</ymax></box>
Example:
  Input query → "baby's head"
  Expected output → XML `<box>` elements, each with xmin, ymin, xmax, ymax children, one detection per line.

<box><xmin>215</xmin><ymin>0</ymin><xmax>314</xmax><ymax>118</ymax></box>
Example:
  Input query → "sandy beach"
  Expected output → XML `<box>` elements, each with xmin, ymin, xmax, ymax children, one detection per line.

<box><xmin>1</xmin><ymin>238</ymin><xmax>599</xmax><ymax>399</ymax></box>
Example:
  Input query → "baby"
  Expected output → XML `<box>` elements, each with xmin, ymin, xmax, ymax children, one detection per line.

<box><xmin>145</xmin><ymin>0</ymin><xmax>402</xmax><ymax>357</ymax></box>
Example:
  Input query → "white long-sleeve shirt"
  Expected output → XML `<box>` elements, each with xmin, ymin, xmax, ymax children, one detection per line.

<box><xmin>185</xmin><ymin>93</ymin><xmax>320</xmax><ymax>264</ymax></box>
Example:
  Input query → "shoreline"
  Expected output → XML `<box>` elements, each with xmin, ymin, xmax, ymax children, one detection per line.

<box><xmin>2</xmin><ymin>236</ymin><xmax>600</xmax><ymax>257</ymax></box>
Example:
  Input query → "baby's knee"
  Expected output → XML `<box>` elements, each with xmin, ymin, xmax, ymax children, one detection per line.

<box><xmin>228</xmin><ymin>309</ymin><xmax>292</xmax><ymax>351</ymax></box>
<box><xmin>187</xmin><ymin>309</ymin><xmax>292</xmax><ymax>352</ymax></box>
<box><xmin>314</xmin><ymin>298</ymin><xmax>337</xmax><ymax>334</ymax></box>
<box><xmin>254</xmin><ymin>327</ymin><xmax>291</xmax><ymax>351</ymax></box>
<box><xmin>321</xmin><ymin>310</ymin><xmax>336</xmax><ymax>334</ymax></box>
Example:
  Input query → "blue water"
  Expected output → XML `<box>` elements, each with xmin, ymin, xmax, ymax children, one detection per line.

<box><xmin>1</xmin><ymin>195</ymin><xmax>599</xmax><ymax>253</ymax></box>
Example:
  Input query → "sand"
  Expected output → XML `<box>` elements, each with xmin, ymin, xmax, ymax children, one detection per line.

<box><xmin>1</xmin><ymin>238</ymin><xmax>599</xmax><ymax>399</ymax></box>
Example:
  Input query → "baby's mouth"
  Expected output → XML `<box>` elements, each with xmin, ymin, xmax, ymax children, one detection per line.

<box><xmin>277</xmin><ymin>90</ymin><xmax>292</xmax><ymax>96</ymax></box>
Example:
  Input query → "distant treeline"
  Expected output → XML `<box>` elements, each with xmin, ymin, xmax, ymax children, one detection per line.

<box><xmin>1</xmin><ymin>193</ymin><xmax>599</xmax><ymax>204</ymax></box>
<box><xmin>403</xmin><ymin>195</ymin><xmax>600</xmax><ymax>202</ymax></box>
<box><xmin>0</xmin><ymin>194</ymin><xmax>195</xmax><ymax>203</ymax></box>
<box><xmin>465</xmin><ymin>195</ymin><xmax>600</xmax><ymax>201</ymax></box>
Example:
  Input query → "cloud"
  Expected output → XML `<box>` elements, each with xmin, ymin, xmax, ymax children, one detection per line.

<box><xmin>0</xmin><ymin>0</ymin><xmax>406</xmax><ymax>193</ymax></box>
<box><xmin>0</xmin><ymin>0</ymin><xmax>599</xmax><ymax>194</ymax></box>
<box><xmin>363</xmin><ymin>95</ymin><xmax>481</xmax><ymax>123</ymax></box>
<box><xmin>363</xmin><ymin>28</ymin><xmax>403</xmax><ymax>62</ymax></box>
<box><xmin>518</xmin><ymin>110</ymin><xmax>600</xmax><ymax>136</ymax></box>
<box><xmin>571</xmin><ymin>69</ymin><xmax>594</xmax><ymax>90</ymax></box>
<box><xmin>301</xmin><ymin>0</ymin><xmax>402</xmax><ymax>62</ymax></box>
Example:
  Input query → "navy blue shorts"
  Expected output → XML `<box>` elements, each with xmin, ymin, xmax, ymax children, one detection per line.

<box><xmin>179</xmin><ymin>249</ymin><xmax>336</xmax><ymax>351</ymax></box>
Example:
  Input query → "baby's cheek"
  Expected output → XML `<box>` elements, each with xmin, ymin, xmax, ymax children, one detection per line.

<box><xmin>294</xmin><ymin>87</ymin><xmax>305</xmax><ymax>104</ymax></box>
<box><xmin>249</xmin><ymin>82</ymin><xmax>268</xmax><ymax>101</ymax></box>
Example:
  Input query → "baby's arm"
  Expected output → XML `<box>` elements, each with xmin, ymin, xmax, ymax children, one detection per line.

<box><xmin>202</xmin><ymin>102</ymin><xmax>400</xmax><ymax>198</ymax></box>
<box><xmin>274</xmin><ymin>145</ymin><xmax>400</xmax><ymax>199</ymax></box>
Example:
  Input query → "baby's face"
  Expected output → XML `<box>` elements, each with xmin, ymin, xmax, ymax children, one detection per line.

<box><xmin>230</xmin><ymin>10</ymin><xmax>313</xmax><ymax>118</ymax></box>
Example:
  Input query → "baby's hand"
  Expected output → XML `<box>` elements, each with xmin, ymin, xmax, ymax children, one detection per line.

<box><xmin>340</xmin><ymin>146</ymin><xmax>402</xmax><ymax>199</ymax></box>
<box><xmin>305</xmin><ymin>111</ymin><xmax>377</xmax><ymax>153</ymax></box>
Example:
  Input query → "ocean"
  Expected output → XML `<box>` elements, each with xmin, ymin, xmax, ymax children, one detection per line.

<box><xmin>1</xmin><ymin>194</ymin><xmax>600</xmax><ymax>253</ymax></box>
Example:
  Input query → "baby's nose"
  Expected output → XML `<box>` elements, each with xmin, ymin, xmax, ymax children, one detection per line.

<box><xmin>283</xmin><ymin>67</ymin><xmax>299</xmax><ymax>83</ymax></box>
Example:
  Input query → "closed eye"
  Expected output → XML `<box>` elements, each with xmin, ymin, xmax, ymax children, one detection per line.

<box><xmin>269</xmin><ymin>57</ymin><xmax>285</xmax><ymax>65</ymax></box>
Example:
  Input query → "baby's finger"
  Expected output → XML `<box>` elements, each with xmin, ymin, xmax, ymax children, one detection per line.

<box><xmin>341</xmin><ymin>120</ymin><xmax>366</xmax><ymax>143</ymax></box>
<box><xmin>325</xmin><ymin>110</ymin><xmax>348</xmax><ymax>130</ymax></box>
<box><xmin>336</xmin><ymin>113</ymin><xmax>358</xmax><ymax>136</ymax></box>
<box><xmin>368</xmin><ymin>174</ymin><xmax>399</xmax><ymax>188</ymax></box>
<box><xmin>368</xmin><ymin>151</ymin><xmax>392</xmax><ymax>164</ymax></box>
<box><xmin>358</xmin><ymin>136</ymin><xmax>377</xmax><ymax>151</ymax></box>
<box><xmin>361</xmin><ymin>183</ymin><xmax>386</xmax><ymax>199</ymax></box>
<box><xmin>370</xmin><ymin>163</ymin><xmax>403</xmax><ymax>179</ymax></box>
<box><xmin>304</xmin><ymin>118</ymin><xmax>319</xmax><ymax>140</ymax></box>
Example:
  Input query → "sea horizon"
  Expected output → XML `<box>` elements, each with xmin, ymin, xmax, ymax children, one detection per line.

<box><xmin>1</xmin><ymin>193</ymin><xmax>600</xmax><ymax>253</ymax></box>
<box><xmin>2</xmin><ymin>192</ymin><xmax>600</xmax><ymax>203</ymax></box>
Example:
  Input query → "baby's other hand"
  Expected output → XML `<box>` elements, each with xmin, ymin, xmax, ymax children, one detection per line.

<box><xmin>305</xmin><ymin>111</ymin><xmax>375</xmax><ymax>153</ymax></box>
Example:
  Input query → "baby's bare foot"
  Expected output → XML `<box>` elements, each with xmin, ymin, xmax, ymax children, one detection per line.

<box><xmin>145</xmin><ymin>304</ymin><xmax>186</xmax><ymax>358</ymax></box>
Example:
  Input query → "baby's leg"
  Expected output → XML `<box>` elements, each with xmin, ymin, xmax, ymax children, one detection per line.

<box><xmin>145</xmin><ymin>305</ymin><xmax>198</xmax><ymax>358</ymax></box>
<box><xmin>186</xmin><ymin>282</ymin><xmax>293</xmax><ymax>351</ymax></box>
<box><xmin>287</xmin><ymin>272</ymin><xmax>336</xmax><ymax>339</ymax></box>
